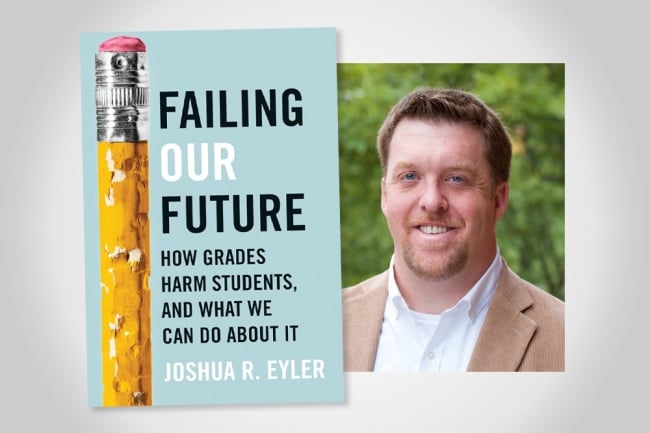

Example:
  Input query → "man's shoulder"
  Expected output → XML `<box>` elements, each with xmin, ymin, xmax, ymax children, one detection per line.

<box><xmin>500</xmin><ymin>265</ymin><xmax>564</xmax><ymax>315</ymax></box>
<box><xmin>470</xmin><ymin>262</ymin><xmax>565</xmax><ymax>371</ymax></box>
<box><xmin>342</xmin><ymin>271</ymin><xmax>389</xmax><ymax>302</ymax></box>
<box><xmin>341</xmin><ymin>272</ymin><xmax>388</xmax><ymax>371</ymax></box>
<box><xmin>497</xmin><ymin>264</ymin><xmax>565</xmax><ymax>339</ymax></box>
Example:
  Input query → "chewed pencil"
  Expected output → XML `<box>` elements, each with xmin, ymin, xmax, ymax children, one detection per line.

<box><xmin>95</xmin><ymin>35</ymin><xmax>151</xmax><ymax>406</ymax></box>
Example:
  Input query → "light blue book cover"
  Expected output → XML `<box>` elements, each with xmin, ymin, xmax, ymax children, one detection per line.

<box><xmin>80</xmin><ymin>28</ymin><xmax>343</xmax><ymax>407</ymax></box>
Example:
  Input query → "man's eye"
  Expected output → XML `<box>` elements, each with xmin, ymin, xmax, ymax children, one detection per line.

<box><xmin>403</xmin><ymin>172</ymin><xmax>418</xmax><ymax>181</ymax></box>
<box><xmin>448</xmin><ymin>175</ymin><xmax>464</xmax><ymax>183</ymax></box>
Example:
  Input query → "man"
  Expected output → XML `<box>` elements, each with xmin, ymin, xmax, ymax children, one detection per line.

<box><xmin>343</xmin><ymin>88</ymin><xmax>564</xmax><ymax>372</ymax></box>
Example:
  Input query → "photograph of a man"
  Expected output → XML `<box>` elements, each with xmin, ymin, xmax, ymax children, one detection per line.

<box><xmin>343</xmin><ymin>88</ymin><xmax>565</xmax><ymax>372</ymax></box>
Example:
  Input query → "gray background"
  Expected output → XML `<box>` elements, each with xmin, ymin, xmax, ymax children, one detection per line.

<box><xmin>1</xmin><ymin>1</ymin><xmax>647</xmax><ymax>431</ymax></box>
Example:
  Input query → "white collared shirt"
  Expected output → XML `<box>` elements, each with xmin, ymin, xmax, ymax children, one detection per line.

<box><xmin>373</xmin><ymin>251</ymin><xmax>503</xmax><ymax>372</ymax></box>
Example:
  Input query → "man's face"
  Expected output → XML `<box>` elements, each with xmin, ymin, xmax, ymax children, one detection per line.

<box><xmin>381</xmin><ymin>118</ymin><xmax>509</xmax><ymax>284</ymax></box>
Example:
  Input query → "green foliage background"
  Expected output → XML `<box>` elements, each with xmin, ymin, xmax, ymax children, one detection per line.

<box><xmin>337</xmin><ymin>64</ymin><xmax>565</xmax><ymax>300</ymax></box>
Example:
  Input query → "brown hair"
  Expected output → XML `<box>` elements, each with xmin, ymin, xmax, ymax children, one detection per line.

<box><xmin>377</xmin><ymin>88</ymin><xmax>512</xmax><ymax>184</ymax></box>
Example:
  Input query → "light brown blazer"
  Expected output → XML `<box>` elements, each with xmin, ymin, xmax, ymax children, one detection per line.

<box><xmin>342</xmin><ymin>261</ymin><xmax>565</xmax><ymax>372</ymax></box>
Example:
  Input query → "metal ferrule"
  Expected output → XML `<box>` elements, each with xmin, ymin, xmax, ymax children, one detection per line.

<box><xmin>95</xmin><ymin>51</ymin><xmax>149</xmax><ymax>142</ymax></box>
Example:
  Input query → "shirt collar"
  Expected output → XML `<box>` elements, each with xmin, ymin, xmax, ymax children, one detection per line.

<box><xmin>386</xmin><ymin>249</ymin><xmax>503</xmax><ymax>321</ymax></box>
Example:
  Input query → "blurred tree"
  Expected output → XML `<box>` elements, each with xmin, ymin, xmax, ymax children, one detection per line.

<box><xmin>337</xmin><ymin>64</ymin><xmax>565</xmax><ymax>300</ymax></box>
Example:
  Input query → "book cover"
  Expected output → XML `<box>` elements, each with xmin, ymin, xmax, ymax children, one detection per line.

<box><xmin>80</xmin><ymin>28</ymin><xmax>343</xmax><ymax>407</ymax></box>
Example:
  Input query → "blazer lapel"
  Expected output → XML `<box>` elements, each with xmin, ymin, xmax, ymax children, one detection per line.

<box><xmin>467</xmin><ymin>266</ymin><xmax>537</xmax><ymax>371</ymax></box>
<box><xmin>343</xmin><ymin>272</ymin><xmax>388</xmax><ymax>371</ymax></box>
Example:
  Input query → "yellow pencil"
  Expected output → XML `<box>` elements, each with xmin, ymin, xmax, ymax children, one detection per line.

<box><xmin>95</xmin><ymin>36</ymin><xmax>151</xmax><ymax>406</ymax></box>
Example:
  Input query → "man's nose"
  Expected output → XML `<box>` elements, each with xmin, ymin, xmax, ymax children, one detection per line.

<box><xmin>418</xmin><ymin>180</ymin><xmax>448</xmax><ymax>212</ymax></box>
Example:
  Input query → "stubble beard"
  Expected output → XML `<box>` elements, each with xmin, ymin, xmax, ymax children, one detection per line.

<box><xmin>401</xmin><ymin>234</ymin><xmax>468</xmax><ymax>283</ymax></box>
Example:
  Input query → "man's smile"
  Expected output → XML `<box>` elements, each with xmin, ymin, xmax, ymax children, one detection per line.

<box><xmin>417</xmin><ymin>225</ymin><xmax>453</xmax><ymax>235</ymax></box>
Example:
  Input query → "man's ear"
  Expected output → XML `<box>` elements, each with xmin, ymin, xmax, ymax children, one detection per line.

<box><xmin>494</xmin><ymin>181</ymin><xmax>509</xmax><ymax>222</ymax></box>
<box><xmin>380</xmin><ymin>177</ymin><xmax>387</xmax><ymax>215</ymax></box>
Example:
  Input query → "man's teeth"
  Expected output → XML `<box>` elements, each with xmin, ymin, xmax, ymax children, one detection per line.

<box><xmin>419</xmin><ymin>225</ymin><xmax>451</xmax><ymax>234</ymax></box>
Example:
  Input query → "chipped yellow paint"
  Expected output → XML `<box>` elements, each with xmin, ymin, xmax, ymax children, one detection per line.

<box><xmin>98</xmin><ymin>140</ymin><xmax>151</xmax><ymax>406</ymax></box>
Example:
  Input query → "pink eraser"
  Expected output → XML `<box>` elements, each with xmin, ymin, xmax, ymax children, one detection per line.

<box><xmin>99</xmin><ymin>36</ymin><xmax>146</xmax><ymax>52</ymax></box>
